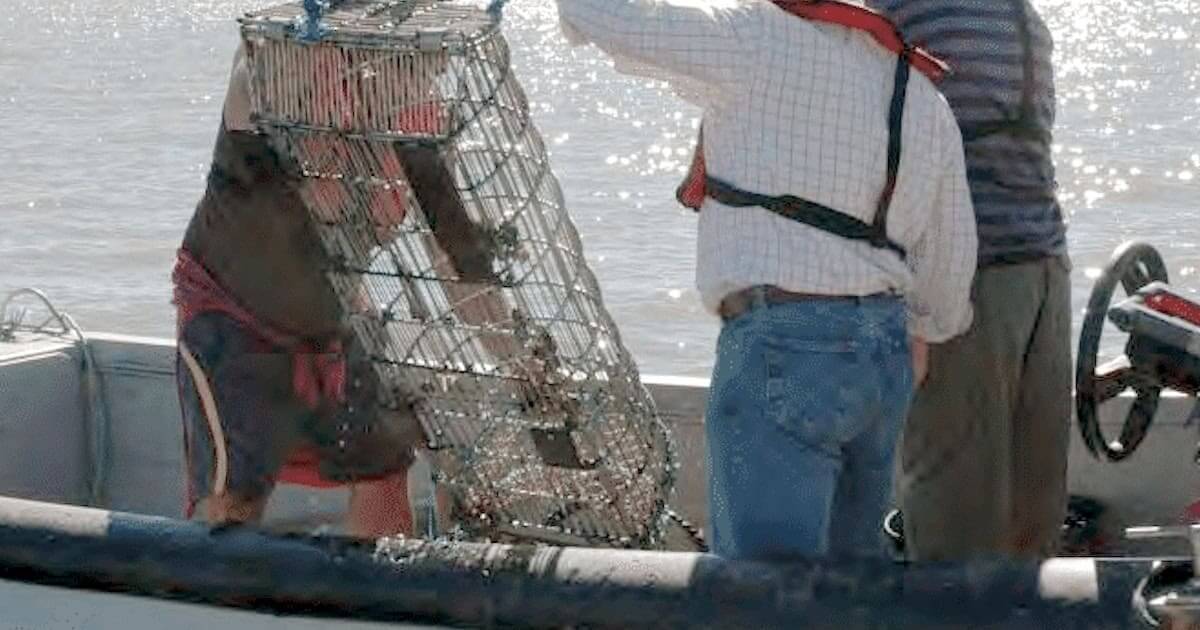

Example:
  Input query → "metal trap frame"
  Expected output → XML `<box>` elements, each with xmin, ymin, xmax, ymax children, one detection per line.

<box><xmin>238</xmin><ymin>0</ymin><xmax>680</xmax><ymax>548</ymax></box>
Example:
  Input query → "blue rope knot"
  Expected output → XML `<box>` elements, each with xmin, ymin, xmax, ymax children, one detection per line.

<box><xmin>486</xmin><ymin>0</ymin><xmax>511</xmax><ymax>19</ymax></box>
<box><xmin>301</xmin><ymin>0</ymin><xmax>330</xmax><ymax>41</ymax></box>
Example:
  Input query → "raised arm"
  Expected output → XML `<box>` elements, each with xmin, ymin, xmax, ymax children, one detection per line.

<box><xmin>905</xmin><ymin>122</ymin><xmax>978</xmax><ymax>344</ymax></box>
<box><xmin>555</xmin><ymin>0</ymin><xmax>763</xmax><ymax>93</ymax></box>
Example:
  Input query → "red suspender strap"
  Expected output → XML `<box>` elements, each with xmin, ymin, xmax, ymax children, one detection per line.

<box><xmin>773</xmin><ymin>0</ymin><xmax>948</xmax><ymax>83</ymax></box>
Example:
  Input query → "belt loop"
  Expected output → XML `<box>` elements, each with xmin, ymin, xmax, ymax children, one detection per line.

<box><xmin>750</xmin><ymin>285</ymin><xmax>768</xmax><ymax>309</ymax></box>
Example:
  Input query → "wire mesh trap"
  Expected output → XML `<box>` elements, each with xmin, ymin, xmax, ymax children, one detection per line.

<box><xmin>239</xmin><ymin>0</ymin><xmax>682</xmax><ymax>548</ymax></box>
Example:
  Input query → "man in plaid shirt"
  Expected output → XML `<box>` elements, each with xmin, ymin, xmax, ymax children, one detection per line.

<box><xmin>556</xmin><ymin>0</ymin><xmax>977</xmax><ymax>559</ymax></box>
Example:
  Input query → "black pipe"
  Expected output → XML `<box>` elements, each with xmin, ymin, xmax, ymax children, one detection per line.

<box><xmin>0</xmin><ymin>496</ymin><xmax>1152</xmax><ymax>628</ymax></box>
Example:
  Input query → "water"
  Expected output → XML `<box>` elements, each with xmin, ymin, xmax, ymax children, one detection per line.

<box><xmin>0</xmin><ymin>0</ymin><xmax>1197</xmax><ymax>378</ymax></box>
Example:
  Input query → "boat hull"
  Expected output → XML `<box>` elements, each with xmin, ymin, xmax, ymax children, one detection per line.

<box><xmin>3</xmin><ymin>329</ymin><xmax>1197</xmax><ymax>553</ymax></box>
<box><xmin>2</xmin><ymin>329</ymin><xmax>1199</xmax><ymax>627</ymax></box>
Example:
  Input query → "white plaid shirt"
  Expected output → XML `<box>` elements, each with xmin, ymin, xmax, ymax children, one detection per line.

<box><xmin>556</xmin><ymin>0</ymin><xmax>977</xmax><ymax>342</ymax></box>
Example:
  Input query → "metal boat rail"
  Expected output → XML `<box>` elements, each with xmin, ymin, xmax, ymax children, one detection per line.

<box><xmin>0</xmin><ymin>496</ymin><xmax>1167</xmax><ymax>629</ymax></box>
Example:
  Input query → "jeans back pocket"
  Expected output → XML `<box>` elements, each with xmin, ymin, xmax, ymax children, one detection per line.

<box><xmin>764</xmin><ymin>335</ymin><xmax>874</xmax><ymax>455</ymax></box>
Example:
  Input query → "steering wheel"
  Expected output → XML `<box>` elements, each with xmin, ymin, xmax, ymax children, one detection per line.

<box><xmin>1075</xmin><ymin>241</ymin><xmax>1169</xmax><ymax>462</ymax></box>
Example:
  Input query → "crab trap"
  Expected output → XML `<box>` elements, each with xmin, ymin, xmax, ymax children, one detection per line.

<box><xmin>238</xmin><ymin>0</ymin><xmax>682</xmax><ymax>548</ymax></box>
<box><xmin>1076</xmin><ymin>241</ymin><xmax>1200</xmax><ymax>463</ymax></box>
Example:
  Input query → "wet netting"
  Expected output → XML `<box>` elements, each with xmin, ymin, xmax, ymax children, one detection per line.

<box><xmin>239</xmin><ymin>0</ymin><xmax>682</xmax><ymax>548</ymax></box>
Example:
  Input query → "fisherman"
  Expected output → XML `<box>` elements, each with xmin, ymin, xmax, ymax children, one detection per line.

<box><xmin>555</xmin><ymin>0</ymin><xmax>978</xmax><ymax>559</ymax></box>
<box><xmin>867</xmin><ymin>0</ymin><xmax>1071</xmax><ymax>560</ymax></box>
<box><xmin>176</xmin><ymin>31</ymin><xmax>552</xmax><ymax>535</ymax></box>
<box><xmin>171</xmin><ymin>44</ymin><xmax>427</xmax><ymax>536</ymax></box>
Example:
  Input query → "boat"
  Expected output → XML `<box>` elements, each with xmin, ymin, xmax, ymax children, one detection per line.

<box><xmin>4</xmin><ymin>263</ymin><xmax>1200</xmax><ymax>628</ymax></box>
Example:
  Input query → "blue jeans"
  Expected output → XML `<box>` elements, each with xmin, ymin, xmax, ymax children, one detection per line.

<box><xmin>704</xmin><ymin>289</ymin><xmax>913</xmax><ymax>560</ymax></box>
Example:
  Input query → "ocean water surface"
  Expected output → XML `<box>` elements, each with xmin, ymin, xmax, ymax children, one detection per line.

<box><xmin>1</xmin><ymin>0</ymin><xmax>1197</xmax><ymax>377</ymax></box>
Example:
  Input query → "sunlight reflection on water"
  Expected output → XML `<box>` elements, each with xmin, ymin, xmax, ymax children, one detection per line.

<box><xmin>0</xmin><ymin>0</ymin><xmax>1197</xmax><ymax>376</ymax></box>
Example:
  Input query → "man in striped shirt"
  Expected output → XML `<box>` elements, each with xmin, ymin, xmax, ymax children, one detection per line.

<box><xmin>556</xmin><ymin>0</ymin><xmax>978</xmax><ymax>559</ymax></box>
<box><xmin>867</xmin><ymin>0</ymin><xmax>1071</xmax><ymax>560</ymax></box>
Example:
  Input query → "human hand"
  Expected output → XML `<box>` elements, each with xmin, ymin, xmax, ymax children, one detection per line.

<box><xmin>910</xmin><ymin>336</ymin><xmax>929</xmax><ymax>389</ymax></box>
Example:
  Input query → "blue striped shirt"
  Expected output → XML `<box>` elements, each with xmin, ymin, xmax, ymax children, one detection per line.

<box><xmin>867</xmin><ymin>0</ymin><xmax>1067</xmax><ymax>265</ymax></box>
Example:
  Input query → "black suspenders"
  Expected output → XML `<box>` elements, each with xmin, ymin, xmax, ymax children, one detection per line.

<box><xmin>874</xmin><ymin>51</ymin><xmax>911</xmax><ymax>254</ymax></box>
<box><xmin>703</xmin><ymin>51</ymin><xmax>913</xmax><ymax>261</ymax></box>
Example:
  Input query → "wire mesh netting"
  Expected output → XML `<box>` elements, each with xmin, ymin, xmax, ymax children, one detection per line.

<box><xmin>239</xmin><ymin>0</ymin><xmax>679</xmax><ymax>548</ymax></box>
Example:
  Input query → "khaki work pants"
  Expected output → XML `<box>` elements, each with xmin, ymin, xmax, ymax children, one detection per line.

<box><xmin>899</xmin><ymin>255</ymin><xmax>1072</xmax><ymax>560</ymax></box>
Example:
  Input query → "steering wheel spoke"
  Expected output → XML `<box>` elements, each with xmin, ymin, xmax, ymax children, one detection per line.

<box><xmin>1094</xmin><ymin>356</ymin><xmax>1138</xmax><ymax>402</ymax></box>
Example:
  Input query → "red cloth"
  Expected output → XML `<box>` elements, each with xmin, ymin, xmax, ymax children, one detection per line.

<box><xmin>277</xmin><ymin>447</ymin><xmax>341</xmax><ymax>488</ymax></box>
<box><xmin>172</xmin><ymin>249</ymin><xmax>347</xmax><ymax>487</ymax></box>
<box><xmin>302</xmin><ymin>101</ymin><xmax>446</xmax><ymax>239</ymax></box>
<box><xmin>313</xmin><ymin>45</ymin><xmax>445</xmax><ymax>229</ymax></box>
<box><xmin>676</xmin><ymin>0</ymin><xmax>950</xmax><ymax>210</ymax></box>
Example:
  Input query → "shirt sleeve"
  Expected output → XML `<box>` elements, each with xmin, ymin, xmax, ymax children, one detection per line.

<box><xmin>554</xmin><ymin>0</ymin><xmax>763</xmax><ymax>95</ymax></box>
<box><xmin>905</xmin><ymin>117</ymin><xmax>978</xmax><ymax>343</ymax></box>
